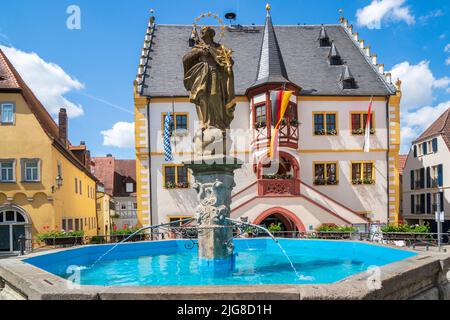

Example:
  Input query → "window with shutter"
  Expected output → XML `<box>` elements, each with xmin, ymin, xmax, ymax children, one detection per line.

<box><xmin>432</xmin><ymin>138</ymin><xmax>438</xmax><ymax>153</ymax></box>
<box><xmin>427</xmin><ymin>193</ymin><xmax>431</xmax><ymax>214</ymax></box>
<box><xmin>420</xmin><ymin>168</ymin><xmax>425</xmax><ymax>189</ymax></box>
<box><xmin>438</xmin><ymin>165</ymin><xmax>443</xmax><ymax>187</ymax></box>
<box><xmin>411</xmin><ymin>195</ymin><xmax>415</xmax><ymax>214</ymax></box>
<box><xmin>426</xmin><ymin>167</ymin><xmax>431</xmax><ymax>189</ymax></box>
<box><xmin>440</xmin><ymin>192</ymin><xmax>444</xmax><ymax>212</ymax></box>
<box><xmin>410</xmin><ymin>171</ymin><xmax>415</xmax><ymax>190</ymax></box>
<box><xmin>413</xmin><ymin>145</ymin><xmax>418</xmax><ymax>158</ymax></box>
<box><xmin>420</xmin><ymin>194</ymin><xmax>426</xmax><ymax>214</ymax></box>
<box><xmin>422</xmin><ymin>143</ymin><xmax>427</xmax><ymax>155</ymax></box>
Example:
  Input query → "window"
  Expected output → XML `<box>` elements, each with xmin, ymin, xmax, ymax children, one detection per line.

<box><xmin>79</xmin><ymin>180</ymin><xmax>82</xmax><ymax>195</ymax></box>
<box><xmin>163</xmin><ymin>165</ymin><xmax>189</xmax><ymax>189</ymax></box>
<box><xmin>0</xmin><ymin>160</ymin><xmax>15</xmax><ymax>182</ymax></box>
<box><xmin>351</xmin><ymin>112</ymin><xmax>375</xmax><ymax>135</ymax></box>
<box><xmin>169</xmin><ymin>216</ymin><xmax>193</xmax><ymax>227</ymax></box>
<box><xmin>0</xmin><ymin>103</ymin><xmax>15</xmax><ymax>124</ymax></box>
<box><xmin>75</xmin><ymin>219</ymin><xmax>80</xmax><ymax>231</ymax></box>
<box><xmin>352</xmin><ymin>162</ymin><xmax>375</xmax><ymax>185</ymax></box>
<box><xmin>62</xmin><ymin>219</ymin><xmax>67</xmax><ymax>231</ymax></box>
<box><xmin>161</xmin><ymin>112</ymin><xmax>189</xmax><ymax>135</ymax></box>
<box><xmin>314</xmin><ymin>162</ymin><xmax>338</xmax><ymax>185</ymax></box>
<box><xmin>22</xmin><ymin>159</ymin><xmax>40</xmax><ymax>182</ymax></box>
<box><xmin>255</xmin><ymin>104</ymin><xmax>267</xmax><ymax>126</ymax></box>
<box><xmin>68</xmin><ymin>219</ymin><xmax>73</xmax><ymax>231</ymax></box>
<box><xmin>126</xmin><ymin>183</ymin><xmax>134</xmax><ymax>193</ymax></box>
<box><xmin>313</xmin><ymin>112</ymin><xmax>338</xmax><ymax>135</ymax></box>
<box><xmin>75</xmin><ymin>178</ymin><xmax>78</xmax><ymax>193</ymax></box>
<box><xmin>411</xmin><ymin>194</ymin><xmax>426</xmax><ymax>214</ymax></box>
<box><xmin>412</xmin><ymin>168</ymin><xmax>425</xmax><ymax>190</ymax></box>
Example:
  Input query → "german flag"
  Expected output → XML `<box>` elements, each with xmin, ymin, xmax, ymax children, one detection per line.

<box><xmin>269</xmin><ymin>90</ymin><xmax>293</xmax><ymax>159</ymax></box>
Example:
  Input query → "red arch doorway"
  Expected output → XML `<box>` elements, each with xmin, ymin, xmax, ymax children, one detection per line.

<box><xmin>254</xmin><ymin>207</ymin><xmax>306</xmax><ymax>238</ymax></box>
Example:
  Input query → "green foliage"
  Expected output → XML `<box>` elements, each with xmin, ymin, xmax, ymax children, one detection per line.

<box><xmin>37</xmin><ymin>230</ymin><xmax>84</xmax><ymax>242</ymax></box>
<box><xmin>382</xmin><ymin>223</ymin><xmax>430</xmax><ymax>233</ymax></box>
<box><xmin>267</xmin><ymin>223</ymin><xmax>283</xmax><ymax>233</ymax></box>
<box><xmin>317</xmin><ymin>224</ymin><xmax>356</xmax><ymax>232</ymax></box>
<box><xmin>111</xmin><ymin>226</ymin><xmax>140</xmax><ymax>236</ymax></box>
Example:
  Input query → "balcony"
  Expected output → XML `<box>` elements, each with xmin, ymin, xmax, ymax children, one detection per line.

<box><xmin>258</xmin><ymin>178</ymin><xmax>300</xmax><ymax>196</ymax></box>
<box><xmin>253</xmin><ymin>121</ymin><xmax>299</xmax><ymax>151</ymax></box>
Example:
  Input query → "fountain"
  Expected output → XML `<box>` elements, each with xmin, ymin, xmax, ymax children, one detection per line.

<box><xmin>181</xmin><ymin>25</ymin><xmax>242</xmax><ymax>272</ymax></box>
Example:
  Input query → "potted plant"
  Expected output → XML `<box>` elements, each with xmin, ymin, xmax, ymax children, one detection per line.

<box><xmin>315</xmin><ymin>129</ymin><xmax>326</xmax><ymax>136</ymax></box>
<box><xmin>165</xmin><ymin>181</ymin><xmax>176</xmax><ymax>189</ymax></box>
<box><xmin>268</xmin><ymin>223</ymin><xmax>283</xmax><ymax>234</ymax></box>
<box><xmin>111</xmin><ymin>225</ymin><xmax>142</xmax><ymax>242</ymax></box>
<box><xmin>254</xmin><ymin>121</ymin><xmax>267</xmax><ymax>129</ymax></box>
<box><xmin>327</xmin><ymin>129</ymin><xmax>338</xmax><ymax>136</ymax></box>
<box><xmin>327</xmin><ymin>179</ymin><xmax>339</xmax><ymax>185</ymax></box>
<box><xmin>37</xmin><ymin>227</ymin><xmax>85</xmax><ymax>246</ymax></box>
<box><xmin>314</xmin><ymin>178</ymin><xmax>326</xmax><ymax>186</ymax></box>
<box><xmin>353</xmin><ymin>128</ymin><xmax>364</xmax><ymax>135</ymax></box>
<box><xmin>352</xmin><ymin>179</ymin><xmax>363</xmax><ymax>185</ymax></box>
<box><xmin>317</xmin><ymin>224</ymin><xmax>355</xmax><ymax>240</ymax></box>
<box><xmin>381</xmin><ymin>223</ymin><xmax>431</xmax><ymax>241</ymax></box>
<box><xmin>363</xmin><ymin>179</ymin><xmax>375</xmax><ymax>185</ymax></box>
<box><xmin>290</xmin><ymin>119</ymin><xmax>300</xmax><ymax>126</ymax></box>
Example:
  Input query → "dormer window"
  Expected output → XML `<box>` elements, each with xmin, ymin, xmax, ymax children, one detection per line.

<box><xmin>340</xmin><ymin>65</ymin><xmax>357</xmax><ymax>89</ymax></box>
<box><xmin>328</xmin><ymin>42</ymin><xmax>342</xmax><ymax>66</ymax></box>
<box><xmin>318</xmin><ymin>26</ymin><xmax>330</xmax><ymax>47</ymax></box>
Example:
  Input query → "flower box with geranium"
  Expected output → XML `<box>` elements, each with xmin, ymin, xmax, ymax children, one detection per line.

<box><xmin>111</xmin><ymin>225</ymin><xmax>143</xmax><ymax>242</ymax></box>
<box><xmin>38</xmin><ymin>226</ymin><xmax>85</xmax><ymax>246</ymax></box>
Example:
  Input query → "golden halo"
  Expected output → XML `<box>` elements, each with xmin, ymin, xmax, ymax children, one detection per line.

<box><xmin>193</xmin><ymin>12</ymin><xmax>226</xmax><ymax>41</ymax></box>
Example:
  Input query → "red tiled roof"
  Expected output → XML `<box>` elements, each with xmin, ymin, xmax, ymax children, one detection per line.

<box><xmin>0</xmin><ymin>48</ymin><xmax>97</xmax><ymax>181</ymax></box>
<box><xmin>92</xmin><ymin>157</ymin><xmax>115</xmax><ymax>195</ymax></box>
<box><xmin>414</xmin><ymin>107</ymin><xmax>450</xmax><ymax>150</ymax></box>
<box><xmin>92</xmin><ymin>158</ymin><xmax>136</xmax><ymax>197</ymax></box>
<box><xmin>398</xmin><ymin>155</ymin><xmax>408</xmax><ymax>175</ymax></box>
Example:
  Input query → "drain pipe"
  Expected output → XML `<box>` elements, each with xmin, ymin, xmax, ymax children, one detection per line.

<box><xmin>146</xmin><ymin>99</ymin><xmax>154</xmax><ymax>238</ymax></box>
<box><xmin>386</xmin><ymin>97</ymin><xmax>391</xmax><ymax>225</ymax></box>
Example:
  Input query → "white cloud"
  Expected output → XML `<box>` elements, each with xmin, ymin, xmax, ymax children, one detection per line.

<box><xmin>446</xmin><ymin>58</ymin><xmax>450</xmax><ymax>66</ymax></box>
<box><xmin>101</xmin><ymin>122</ymin><xmax>135</xmax><ymax>149</ymax></box>
<box><xmin>445</xmin><ymin>44</ymin><xmax>450</xmax><ymax>53</ymax></box>
<box><xmin>356</xmin><ymin>0</ymin><xmax>415</xmax><ymax>29</ymax></box>
<box><xmin>389</xmin><ymin>61</ymin><xmax>449</xmax><ymax>110</ymax></box>
<box><xmin>0</xmin><ymin>45</ymin><xmax>84</xmax><ymax>118</ymax></box>
<box><xmin>418</xmin><ymin>10</ymin><xmax>444</xmax><ymax>23</ymax></box>
<box><xmin>400</xmin><ymin>102</ymin><xmax>450</xmax><ymax>153</ymax></box>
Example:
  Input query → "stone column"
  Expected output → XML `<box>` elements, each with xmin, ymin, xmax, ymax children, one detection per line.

<box><xmin>184</xmin><ymin>156</ymin><xmax>242</xmax><ymax>272</ymax></box>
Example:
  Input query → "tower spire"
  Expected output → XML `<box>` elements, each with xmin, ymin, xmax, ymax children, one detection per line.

<box><xmin>252</xmin><ymin>4</ymin><xmax>290</xmax><ymax>88</ymax></box>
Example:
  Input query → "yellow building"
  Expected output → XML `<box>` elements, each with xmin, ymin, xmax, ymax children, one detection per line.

<box><xmin>0</xmin><ymin>49</ymin><xmax>98</xmax><ymax>253</ymax></box>
<box><xmin>95</xmin><ymin>183</ymin><xmax>114</xmax><ymax>236</ymax></box>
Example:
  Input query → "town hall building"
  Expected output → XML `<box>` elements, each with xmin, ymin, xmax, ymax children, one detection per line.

<box><xmin>133</xmin><ymin>7</ymin><xmax>402</xmax><ymax>233</ymax></box>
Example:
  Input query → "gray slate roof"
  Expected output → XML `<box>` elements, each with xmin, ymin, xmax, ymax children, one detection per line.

<box><xmin>251</xmin><ymin>12</ymin><xmax>290</xmax><ymax>89</ymax></box>
<box><xmin>141</xmin><ymin>24</ymin><xmax>395</xmax><ymax>97</ymax></box>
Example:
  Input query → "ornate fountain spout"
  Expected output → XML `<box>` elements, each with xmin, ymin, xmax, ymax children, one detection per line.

<box><xmin>182</xmin><ymin>26</ymin><xmax>242</xmax><ymax>271</ymax></box>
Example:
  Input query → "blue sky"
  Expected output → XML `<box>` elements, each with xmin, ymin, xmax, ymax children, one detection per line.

<box><xmin>0</xmin><ymin>0</ymin><xmax>449</xmax><ymax>158</ymax></box>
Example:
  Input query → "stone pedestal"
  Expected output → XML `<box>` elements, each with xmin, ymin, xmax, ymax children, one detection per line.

<box><xmin>184</xmin><ymin>156</ymin><xmax>242</xmax><ymax>272</ymax></box>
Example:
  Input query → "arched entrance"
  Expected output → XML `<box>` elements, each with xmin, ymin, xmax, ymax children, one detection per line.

<box><xmin>254</xmin><ymin>207</ymin><xmax>306</xmax><ymax>238</ymax></box>
<box><xmin>0</xmin><ymin>205</ymin><xmax>31</xmax><ymax>253</ymax></box>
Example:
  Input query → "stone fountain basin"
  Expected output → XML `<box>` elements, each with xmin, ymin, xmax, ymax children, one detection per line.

<box><xmin>0</xmin><ymin>239</ymin><xmax>449</xmax><ymax>300</ymax></box>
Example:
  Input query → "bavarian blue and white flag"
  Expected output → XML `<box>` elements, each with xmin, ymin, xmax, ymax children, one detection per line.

<box><xmin>163</xmin><ymin>112</ymin><xmax>173</xmax><ymax>162</ymax></box>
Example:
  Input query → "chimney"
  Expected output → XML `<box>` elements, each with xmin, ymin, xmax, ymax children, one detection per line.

<box><xmin>58</xmin><ymin>108</ymin><xmax>68</xmax><ymax>144</ymax></box>
<box><xmin>85</xmin><ymin>150</ymin><xmax>91</xmax><ymax>171</ymax></box>
<box><xmin>107</xmin><ymin>154</ymin><xmax>113</xmax><ymax>158</ymax></box>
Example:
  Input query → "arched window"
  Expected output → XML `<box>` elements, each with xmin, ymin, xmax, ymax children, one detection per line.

<box><xmin>0</xmin><ymin>207</ymin><xmax>30</xmax><ymax>253</ymax></box>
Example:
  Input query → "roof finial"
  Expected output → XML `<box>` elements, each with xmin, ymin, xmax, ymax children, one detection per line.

<box><xmin>266</xmin><ymin>3</ymin><xmax>271</xmax><ymax>15</ymax></box>
<box><xmin>339</xmin><ymin>8</ymin><xmax>344</xmax><ymax>23</ymax></box>
<box><xmin>149</xmin><ymin>8</ymin><xmax>155</xmax><ymax>24</ymax></box>
<box><xmin>395</xmin><ymin>78</ymin><xmax>402</xmax><ymax>91</ymax></box>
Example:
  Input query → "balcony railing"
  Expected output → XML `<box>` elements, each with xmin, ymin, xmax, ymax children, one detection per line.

<box><xmin>253</xmin><ymin>121</ymin><xmax>299</xmax><ymax>150</ymax></box>
<box><xmin>258</xmin><ymin>179</ymin><xmax>300</xmax><ymax>196</ymax></box>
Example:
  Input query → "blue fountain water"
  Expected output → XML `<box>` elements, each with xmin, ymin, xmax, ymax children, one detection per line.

<box><xmin>25</xmin><ymin>239</ymin><xmax>416</xmax><ymax>287</ymax></box>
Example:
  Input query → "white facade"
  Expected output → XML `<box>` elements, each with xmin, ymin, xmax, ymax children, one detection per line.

<box><xmin>403</xmin><ymin>134</ymin><xmax>449</xmax><ymax>230</ymax></box>
<box><xmin>139</xmin><ymin>97</ymin><xmax>395</xmax><ymax>230</ymax></box>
